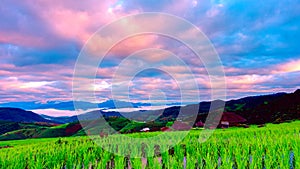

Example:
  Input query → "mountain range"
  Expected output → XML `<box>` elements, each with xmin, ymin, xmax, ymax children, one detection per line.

<box><xmin>0</xmin><ymin>89</ymin><xmax>299</xmax><ymax>140</ymax></box>
<box><xmin>0</xmin><ymin>100</ymin><xmax>153</xmax><ymax>111</ymax></box>
<box><xmin>0</xmin><ymin>108</ymin><xmax>54</xmax><ymax>123</ymax></box>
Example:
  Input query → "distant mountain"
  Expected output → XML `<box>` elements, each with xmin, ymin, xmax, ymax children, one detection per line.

<box><xmin>99</xmin><ymin>90</ymin><xmax>298</xmax><ymax>125</ymax></box>
<box><xmin>36</xmin><ymin>101</ymin><xmax>97</xmax><ymax>110</ymax></box>
<box><xmin>0</xmin><ymin>101</ymin><xmax>97</xmax><ymax>111</ymax></box>
<box><xmin>98</xmin><ymin>100</ymin><xmax>151</xmax><ymax>109</ymax></box>
<box><xmin>40</xmin><ymin>110</ymin><xmax>126</xmax><ymax>123</ymax></box>
<box><xmin>0</xmin><ymin>100</ymin><xmax>152</xmax><ymax>111</ymax></box>
<box><xmin>35</xmin><ymin>90</ymin><xmax>299</xmax><ymax>125</ymax></box>
<box><xmin>40</xmin><ymin>114</ymin><xmax>78</xmax><ymax>124</ymax></box>
<box><xmin>0</xmin><ymin>108</ymin><xmax>57</xmax><ymax>123</ymax></box>
<box><xmin>0</xmin><ymin>101</ymin><xmax>41</xmax><ymax>110</ymax></box>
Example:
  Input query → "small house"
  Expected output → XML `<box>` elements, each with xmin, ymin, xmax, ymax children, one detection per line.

<box><xmin>160</xmin><ymin>127</ymin><xmax>170</xmax><ymax>132</ymax></box>
<box><xmin>195</xmin><ymin>121</ymin><xmax>204</xmax><ymax>128</ymax></box>
<box><xmin>140</xmin><ymin>127</ymin><xmax>150</xmax><ymax>132</ymax></box>
<box><xmin>219</xmin><ymin>112</ymin><xmax>246</xmax><ymax>128</ymax></box>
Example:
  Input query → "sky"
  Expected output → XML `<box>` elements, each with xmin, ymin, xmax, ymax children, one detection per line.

<box><xmin>1</xmin><ymin>0</ymin><xmax>300</xmax><ymax>105</ymax></box>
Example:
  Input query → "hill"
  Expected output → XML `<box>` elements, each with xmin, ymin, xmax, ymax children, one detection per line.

<box><xmin>0</xmin><ymin>122</ymin><xmax>83</xmax><ymax>141</ymax></box>
<box><xmin>0</xmin><ymin>121</ymin><xmax>53</xmax><ymax>140</ymax></box>
<box><xmin>0</xmin><ymin>108</ymin><xmax>56</xmax><ymax>123</ymax></box>
<box><xmin>35</xmin><ymin>89</ymin><xmax>300</xmax><ymax>126</ymax></box>
<box><xmin>244</xmin><ymin>89</ymin><xmax>300</xmax><ymax>124</ymax></box>
<box><xmin>146</xmin><ymin>90</ymin><xmax>299</xmax><ymax>125</ymax></box>
<box><xmin>0</xmin><ymin>89</ymin><xmax>300</xmax><ymax>141</ymax></box>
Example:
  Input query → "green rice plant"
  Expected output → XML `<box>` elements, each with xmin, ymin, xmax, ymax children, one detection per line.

<box><xmin>130</xmin><ymin>158</ymin><xmax>142</xmax><ymax>169</ymax></box>
<box><xmin>146</xmin><ymin>156</ymin><xmax>154</xmax><ymax>168</ymax></box>
<box><xmin>186</xmin><ymin>153</ymin><xmax>197</xmax><ymax>169</ymax></box>
<box><xmin>0</xmin><ymin>121</ymin><xmax>299</xmax><ymax>168</ymax></box>
<box><xmin>153</xmin><ymin>157</ymin><xmax>162</xmax><ymax>168</ymax></box>
<box><xmin>114</xmin><ymin>155</ymin><xmax>126</xmax><ymax>169</ymax></box>
<box><xmin>161</xmin><ymin>150</ymin><xmax>170</xmax><ymax>168</ymax></box>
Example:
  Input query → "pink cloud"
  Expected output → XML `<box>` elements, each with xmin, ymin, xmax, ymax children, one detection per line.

<box><xmin>0</xmin><ymin>0</ymin><xmax>141</xmax><ymax>48</ymax></box>
<box><xmin>273</xmin><ymin>59</ymin><xmax>300</xmax><ymax>73</ymax></box>
<box><xmin>0</xmin><ymin>32</ymin><xmax>48</xmax><ymax>48</ymax></box>
<box><xmin>26</xmin><ymin>0</ymin><xmax>140</xmax><ymax>45</ymax></box>
<box><xmin>0</xmin><ymin>63</ymin><xmax>74</xmax><ymax>102</ymax></box>
<box><xmin>108</xmin><ymin>35</ymin><xmax>162</xmax><ymax>57</ymax></box>
<box><xmin>0</xmin><ymin>63</ymin><xmax>73</xmax><ymax>81</ymax></box>
<box><xmin>165</xmin><ymin>0</ymin><xmax>198</xmax><ymax>15</ymax></box>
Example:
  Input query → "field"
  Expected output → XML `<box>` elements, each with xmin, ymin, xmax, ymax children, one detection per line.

<box><xmin>0</xmin><ymin>121</ymin><xmax>299</xmax><ymax>169</ymax></box>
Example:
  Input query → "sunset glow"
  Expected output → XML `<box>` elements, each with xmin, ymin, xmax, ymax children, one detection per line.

<box><xmin>0</xmin><ymin>0</ymin><xmax>299</xmax><ymax>103</ymax></box>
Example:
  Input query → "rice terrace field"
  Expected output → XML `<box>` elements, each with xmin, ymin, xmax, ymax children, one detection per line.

<box><xmin>0</xmin><ymin>121</ymin><xmax>299</xmax><ymax>169</ymax></box>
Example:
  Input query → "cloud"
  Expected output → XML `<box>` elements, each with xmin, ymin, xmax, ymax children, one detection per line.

<box><xmin>107</xmin><ymin>35</ymin><xmax>162</xmax><ymax>58</ymax></box>
<box><xmin>31</xmin><ymin>109</ymin><xmax>81</xmax><ymax>117</ymax></box>
<box><xmin>1</xmin><ymin>0</ymin><xmax>300</xmax><ymax>104</ymax></box>
<box><xmin>0</xmin><ymin>62</ymin><xmax>74</xmax><ymax>102</ymax></box>
<box><xmin>273</xmin><ymin>59</ymin><xmax>300</xmax><ymax>73</ymax></box>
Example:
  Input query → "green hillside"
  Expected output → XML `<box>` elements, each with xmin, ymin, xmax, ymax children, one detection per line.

<box><xmin>0</xmin><ymin>122</ymin><xmax>82</xmax><ymax>141</ymax></box>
